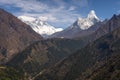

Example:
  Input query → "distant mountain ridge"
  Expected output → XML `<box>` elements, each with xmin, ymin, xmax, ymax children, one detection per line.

<box><xmin>50</xmin><ymin>10</ymin><xmax>100</xmax><ymax>38</ymax></box>
<box><xmin>18</xmin><ymin>16</ymin><xmax>63</xmax><ymax>38</ymax></box>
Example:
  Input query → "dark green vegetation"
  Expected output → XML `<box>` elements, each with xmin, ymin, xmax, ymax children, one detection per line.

<box><xmin>8</xmin><ymin>38</ymin><xmax>86</xmax><ymax>76</ymax></box>
<box><xmin>34</xmin><ymin>26</ymin><xmax>120</xmax><ymax>80</ymax></box>
<box><xmin>78</xmin><ymin>53</ymin><xmax>120</xmax><ymax>80</ymax></box>
<box><xmin>0</xmin><ymin>66</ymin><xmax>27</xmax><ymax>80</ymax></box>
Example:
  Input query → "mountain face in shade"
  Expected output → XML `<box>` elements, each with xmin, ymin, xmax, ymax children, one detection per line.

<box><xmin>50</xmin><ymin>10</ymin><xmax>100</xmax><ymax>38</ymax></box>
<box><xmin>34</xmin><ymin>18</ymin><xmax>120</xmax><ymax>80</ymax></box>
<box><xmin>7</xmin><ymin>38</ymin><xmax>86</xmax><ymax>77</ymax></box>
<box><xmin>0</xmin><ymin>9</ymin><xmax>42</xmax><ymax>64</ymax></box>
<box><xmin>77</xmin><ymin>53</ymin><xmax>120</xmax><ymax>80</ymax></box>
<box><xmin>18</xmin><ymin>16</ymin><xmax>63</xmax><ymax>38</ymax></box>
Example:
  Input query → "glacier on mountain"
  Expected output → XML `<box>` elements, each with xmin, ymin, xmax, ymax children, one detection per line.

<box><xmin>18</xmin><ymin>16</ymin><xmax>63</xmax><ymax>38</ymax></box>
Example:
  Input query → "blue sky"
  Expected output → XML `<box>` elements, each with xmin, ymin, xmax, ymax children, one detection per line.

<box><xmin>0</xmin><ymin>0</ymin><xmax>120</xmax><ymax>28</ymax></box>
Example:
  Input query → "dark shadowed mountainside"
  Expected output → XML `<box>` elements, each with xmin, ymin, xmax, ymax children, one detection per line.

<box><xmin>7</xmin><ymin>38</ymin><xmax>86</xmax><ymax>76</ymax></box>
<box><xmin>0</xmin><ymin>9</ymin><xmax>42</xmax><ymax>64</ymax></box>
<box><xmin>0</xmin><ymin>66</ymin><xmax>27</xmax><ymax>80</ymax></box>
<box><xmin>77</xmin><ymin>53</ymin><xmax>120</xmax><ymax>80</ymax></box>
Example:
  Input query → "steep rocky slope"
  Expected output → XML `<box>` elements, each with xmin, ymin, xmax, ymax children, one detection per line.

<box><xmin>0</xmin><ymin>9</ymin><xmax>42</xmax><ymax>64</ymax></box>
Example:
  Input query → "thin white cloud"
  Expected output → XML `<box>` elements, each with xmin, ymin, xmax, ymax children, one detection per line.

<box><xmin>0</xmin><ymin>0</ymin><xmax>88</xmax><ymax>28</ymax></box>
<box><xmin>68</xmin><ymin>6</ymin><xmax>76</xmax><ymax>11</ymax></box>
<box><xmin>0</xmin><ymin>0</ymin><xmax>47</xmax><ymax>12</ymax></box>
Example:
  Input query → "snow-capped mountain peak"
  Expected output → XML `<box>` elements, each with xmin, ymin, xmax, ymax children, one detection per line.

<box><xmin>38</xmin><ymin>16</ymin><xmax>48</xmax><ymax>21</ymax></box>
<box><xmin>33</xmin><ymin>17</ymin><xmax>47</xmax><ymax>26</ymax></box>
<box><xmin>50</xmin><ymin>10</ymin><xmax>101</xmax><ymax>39</ymax></box>
<box><xmin>18</xmin><ymin>16</ymin><xmax>63</xmax><ymax>38</ymax></box>
<box><xmin>74</xmin><ymin>10</ymin><xmax>100</xmax><ymax>30</ymax></box>
<box><xmin>87</xmin><ymin>10</ymin><xmax>99</xmax><ymax>20</ymax></box>
<box><xmin>18</xmin><ymin>16</ymin><xmax>35</xmax><ymax>22</ymax></box>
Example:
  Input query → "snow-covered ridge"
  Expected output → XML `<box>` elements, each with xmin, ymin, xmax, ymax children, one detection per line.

<box><xmin>18</xmin><ymin>16</ymin><xmax>35</xmax><ymax>22</ymax></box>
<box><xmin>50</xmin><ymin>10</ymin><xmax>100</xmax><ymax>38</ymax></box>
<box><xmin>70</xmin><ymin>10</ymin><xmax>100</xmax><ymax>30</ymax></box>
<box><xmin>87</xmin><ymin>10</ymin><xmax>99</xmax><ymax>20</ymax></box>
<box><xmin>18</xmin><ymin>16</ymin><xmax>63</xmax><ymax>38</ymax></box>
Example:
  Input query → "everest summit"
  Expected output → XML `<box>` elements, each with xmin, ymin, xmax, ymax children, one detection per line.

<box><xmin>18</xmin><ymin>16</ymin><xmax>63</xmax><ymax>38</ymax></box>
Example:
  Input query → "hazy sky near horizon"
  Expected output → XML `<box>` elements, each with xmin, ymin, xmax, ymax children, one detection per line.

<box><xmin>0</xmin><ymin>0</ymin><xmax>120</xmax><ymax>28</ymax></box>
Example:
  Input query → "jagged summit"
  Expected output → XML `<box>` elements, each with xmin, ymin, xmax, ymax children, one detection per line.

<box><xmin>37</xmin><ymin>16</ymin><xmax>48</xmax><ymax>21</ymax></box>
<box><xmin>18</xmin><ymin>16</ymin><xmax>63</xmax><ymax>38</ymax></box>
<box><xmin>87</xmin><ymin>10</ymin><xmax>99</xmax><ymax>20</ymax></box>
<box><xmin>69</xmin><ymin>10</ymin><xmax>100</xmax><ymax>30</ymax></box>
<box><xmin>50</xmin><ymin>10</ymin><xmax>100</xmax><ymax>38</ymax></box>
<box><xmin>76</xmin><ymin>10</ymin><xmax>100</xmax><ymax>30</ymax></box>
<box><xmin>18</xmin><ymin>16</ymin><xmax>35</xmax><ymax>22</ymax></box>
